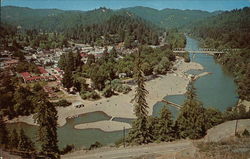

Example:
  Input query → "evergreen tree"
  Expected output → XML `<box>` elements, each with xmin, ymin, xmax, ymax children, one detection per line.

<box><xmin>62</xmin><ymin>68</ymin><xmax>73</xmax><ymax>91</ymax></box>
<box><xmin>13</xmin><ymin>86</ymin><xmax>34</xmax><ymax>115</ymax></box>
<box><xmin>110</xmin><ymin>47</ymin><xmax>118</xmax><ymax>58</ymax></box>
<box><xmin>128</xmin><ymin>50</ymin><xmax>151</xmax><ymax>144</ymax></box>
<box><xmin>34</xmin><ymin>92</ymin><xmax>59</xmax><ymax>158</ymax></box>
<box><xmin>133</xmin><ymin>50</ymin><xmax>149</xmax><ymax>117</ymax></box>
<box><xmin>74</xmin><ymin>52</ymin><xmax>83</xmax><ymax>70</ymax></box>
<box><xmin>176</xmin><ymin>80</ymin><xmax>206</xmax><ymax>139</ymax></box>
<box><xmin>18</xmin><ymin>128</ymin><xmax>35</xmax><ymax>152</ymax></box>
<box><xmin>9</xmin><ymin>128</ymin><xmax>19</xmax><ymax>150</ymax></box>
<box><xmin>157</xmin><ymin>106</ymin><xmax>174</xmax><ymax>142</ymax></box>
<box><xmin>67</xmin><ymin>52</ymin><xmax>75</xmax><ymax>71</ymax></box>
<box><xmin>0</xmin><ymin>113</ymin><xmax>9</xmax><ymax>148</ymax></box>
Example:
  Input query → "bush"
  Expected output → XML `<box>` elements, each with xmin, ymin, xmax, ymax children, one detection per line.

<box><xmin>89</xmin><ymin>141</ymin><xmax>102</xmax><ymax>150</ymax></box>
<box><xmin>183</xmin><ymin>53</ymin><xmax>190</xmax><ymax>62</ymax></box>
<box><xmin>102</xmin><ymin>85</ymin><xmax>114</xmax><ymax>97</ymax></box>
<box><xmin>121</xmin><ymin>85</ymin><xmax>132</xmax><ymax>94</ymax></box>
<box><xmin>60</xmin><ymin>144</ymin><xmax>75</xmax><ymax>155</ymax></box>
<box><xmin>80</xmin><ymin>90</ymin><xmax>100</xmax><ymax>100</ymax></box>
<box><xmin>110</xmin><ymin>79</ymin><xmax>131</xmax><ymax>94</ymax></box>
<box><xmin>242</xmin><ymin>129</ymin><xmax>250</xmax><ymax>137</ymax></box>
<box><xmin>53</xmin><ymin>99</ymin><xmax>72</xmax><ymax>107</ymax></box>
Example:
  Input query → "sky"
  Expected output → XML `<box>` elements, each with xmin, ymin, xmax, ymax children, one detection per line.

<box><xmin>1</xmin><ymin>0</ymin><xmax>250</xmax><ymax>12</ymax></box>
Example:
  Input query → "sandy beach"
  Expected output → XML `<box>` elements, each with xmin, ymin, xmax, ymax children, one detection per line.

<box><xmin>8</xmin><ymin>57</ymin><xmax>207</xmax><ymax>131</ymax></box>
<box><xmin>74</xmin><ymin>120</ymin><xmax>132</xmax><ymax>132</ymax></box>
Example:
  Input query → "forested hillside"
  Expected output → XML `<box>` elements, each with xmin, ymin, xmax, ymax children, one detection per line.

<box><xmin>1</xmin><ymin>6</ymin><xmax>123</xmax><ymax>31</ymax></box>
<box><xmin>189</xmin><ymin>7</ymin><xmax>250</xmax><ymax>49</ymax></box>
<box><xmin>123</xmin><ymin>6</ymin><xmax>219</xmax><ymax>29</ymax></box>
<box><xmin>65</xmin><ymin>15</ymin><xmax>160</xmax><ymax>46</ymax></box>
<box><xmin>1</xmin><ymin>6</ymin><xmax>218</xmax><ymax>31</ymax></box>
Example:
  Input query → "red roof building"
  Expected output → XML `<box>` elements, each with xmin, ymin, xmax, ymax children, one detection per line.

<box><xmin>38</xmin><ymin>66</ymin><xmax>48</xmax><ymax>74</ymax></box>
<box><xmin>20</xmin><ymin>72</ymin><xmax>31</xmax><ymax>78</ymax></box>
<box><xmin>20</xmin><ymin>72</ymin><xmax>55</xmax><ymax>83</ymax></box>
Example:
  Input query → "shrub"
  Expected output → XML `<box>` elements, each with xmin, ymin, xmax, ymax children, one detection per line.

<box><xmin>242</xmin><ymin>129</ymin><xmax>250</xmax><ymax>137</ymax></box>
<box><xmin>89</xmin><ymin>141</ymin><xmax>102</xmax><ymax>150</ymax></box>
<box><xmin>53</xmin><ymin>99</ymin><xmax>72</xmax><ymax>107</ymax></box>
<box><xmin>110</xmin><ymin>79</ymin><xmax>131</xmax><ymax>94</ymax></box>
<box><xmin>80</xmin><ymin>90</ymin><xmax>100</xmax><ymax>100</ymax></box>
<box><xmin>60</xmin><ymin>144</ymin><xmax>75</xmax><ymax>155</ymax></box>
<box><xmin>102</xmin><ymin>85</ymin><xmax>114</xmax><ymax>97</ymax></box>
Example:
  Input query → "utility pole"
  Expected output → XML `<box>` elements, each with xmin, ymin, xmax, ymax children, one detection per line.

<box><xmin>123</xmin><ymin>126</ymin><xmax>125</xmax><ymax>148</ymax></box>
<box><xmin>235</xmin><ymin>119</ymin><xmax>238</xmax><ymax>136</ymax></box>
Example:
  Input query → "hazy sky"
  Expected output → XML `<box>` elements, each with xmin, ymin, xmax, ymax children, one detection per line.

<box><xmin>1</xmin><ymin>0</ymin><xmax>250</xmax><ymax>12</ymax></box>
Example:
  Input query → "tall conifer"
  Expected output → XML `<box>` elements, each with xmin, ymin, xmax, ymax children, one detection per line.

<box><xmin>34</xmin><ymin>92</ymin><xmax>59</xmax><ymax>158</ymax></box>
<box><xmin>176</xmin><ymin>80</ymin><xmax>206</xmax><ymax>139</ymax></box>
<box><xmin>128</xmin><ymin>50</ymin><xmax>151</xmax><ymax>144</ymax></box>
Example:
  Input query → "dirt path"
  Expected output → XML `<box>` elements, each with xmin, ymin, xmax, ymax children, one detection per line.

<box><xmin>62</xmin><ymin>140</ymin><xmax>194</xmax><ymax>159</ymax></box>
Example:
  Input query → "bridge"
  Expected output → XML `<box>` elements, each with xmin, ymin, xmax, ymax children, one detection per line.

<box><xmin>173</xmin><ymin>48</ymin><xmax>239</xmax><ymax>55</ymax></box>
<box><xmin>161</xmin><ymin>99</ymin><xmax>182</xmax><ymax>110</ymax></box>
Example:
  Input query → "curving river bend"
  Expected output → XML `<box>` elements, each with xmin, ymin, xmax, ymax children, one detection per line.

<box><xmin>7</xmin><ymin>36</ymin><xmax>238</xmax><ymax>149</ymax></box>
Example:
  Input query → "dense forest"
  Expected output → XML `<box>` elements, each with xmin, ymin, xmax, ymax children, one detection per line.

<box><xmin>0</xmin><ymin>23</ymin><xmax>69</xmax><ymax>52</ymax></box>
<box><xmin>122</xmin><ymin>6</ymin><xmax>220</xmax><ymax>29</ymax></box>
<box><xmin>65</xmin><ymin>15</ymin><xmax>160</xmax><ymax>46</ymax></box>
<box><xmin>189</xmin><ymin>7</ymin><xmax>250</xmax><ymax>49</ymax></box>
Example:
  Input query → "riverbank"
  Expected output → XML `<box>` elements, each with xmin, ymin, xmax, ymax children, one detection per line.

<box><xmin>7</xmin><ymin>57</ymin><xmax>206</xmax><ymax>131</ymax></box>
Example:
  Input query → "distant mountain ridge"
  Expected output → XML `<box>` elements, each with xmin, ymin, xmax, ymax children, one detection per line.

<box><xmin>122</xmin><ymin>6</ymin><xmax>220</xmax><ymax>29</ymax></box>
<box><xmin>1</xmin><ymin>6</ymin><xmax>220</xmax><ymax>31</ymax></box>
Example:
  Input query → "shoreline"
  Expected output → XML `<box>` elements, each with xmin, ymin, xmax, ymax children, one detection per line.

<box><xmin>7</xmin><ymin>57</ymin><xmax>208</xmax><ymax>131</ymax></box>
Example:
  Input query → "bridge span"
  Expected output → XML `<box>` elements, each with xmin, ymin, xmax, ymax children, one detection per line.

<box><xmin>173</xmin><ymin>50</ymin><xmax>225</xmax><ymax>54</ymax></box>
<box><xmin>173</xmin><ymin>48</ymin><xmax>239</xmax><ymax>55</ymax></box>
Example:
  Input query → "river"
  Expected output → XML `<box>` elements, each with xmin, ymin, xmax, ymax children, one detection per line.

<box><xmin>7</xmin><ymin>36</ymin><xmax>238</xmax><ymax>150</ymax></box>
<box><xmin>153</xmin><ymin>36</ymin><xmax>238</xmax><ymax>118</ymax></box>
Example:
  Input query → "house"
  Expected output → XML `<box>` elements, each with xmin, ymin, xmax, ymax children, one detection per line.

<box><xmin>20</xmin><ymin>70</ymin><xmax>56</xmax><ymax>83</ymax></box>
<box><xmin>3</xmin><ymin>59</ymin><xmax>19</xmax><ymax>68</ymax></box>
<box><xmin>54</xmin><ymin>67</ymin><xmax>63</xmax><ymax>75</ymax></box>
<box><xmin>38</xmin><ymin>66</ymin><xmax>49</xmax><ymax>76</ymax></box>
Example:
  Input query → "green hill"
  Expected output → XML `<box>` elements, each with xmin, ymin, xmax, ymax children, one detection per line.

<box><xmin>189</xmin><ymin>7</ymin><xmax>250</xmax><ymax>49</ymax></box>
<box><xmin>1</xmin><ymin>6</ymin><xmax>218</xmax><ymax>31</ymax></box>
<box><xmin>122</xmin><ymin>6</ymin><xmax>219</xmax><ymax>29</ymax></box>
<box><xmin>1</xmin><ymin>6</ymin><xmax>124</xmax><ymax>31</ymax></box>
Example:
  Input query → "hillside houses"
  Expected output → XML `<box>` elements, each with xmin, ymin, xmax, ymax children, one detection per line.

<box><xmin>19</xmin><ymin>66</ymin><xmax>63</xmax><ymax>83</ymax></box>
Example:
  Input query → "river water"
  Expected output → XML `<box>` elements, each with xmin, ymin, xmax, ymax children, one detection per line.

<box><xmin>7</xmin><ymin>36</ymin><xmax>238</xmax><ymax>150</ymax></box>
<box><xmin>153</xmin><ymin>36</ymin><xmax>238</xmax><ymax>117</ymax></box>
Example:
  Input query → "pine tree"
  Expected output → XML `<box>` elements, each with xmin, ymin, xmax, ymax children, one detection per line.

<box><xmin>0</xmin><ymin>113</ymin><xmax>9</xmax><ymax>148</ymax></box>
<box><xmin>9</xmin><ymin>128</ymin><xmax>19</xmax><ymax>150</ymax></box>
<box><xmin>128</xmin><ymin>50</ymin><xmax>151</xmax><ymax>144</ymax></box>
<box><xmin>176</xmin><ymin>80</ymin><xmax>206</xmax><ymax>139</ymax></box>
<box><xmin>62</xmin><ymin>67</ymin><xmax>73</xmax><ymax>91</ymax></box>
<box><xmin>157</xmin><ymin>106</ymin><xmax>174</xmax><ymax>142</ymax></box>
<box><xmin>67</xmin><ymin>52</ymin><xmax>75</xmax><ymax>71</ymax></box>
<box><xmin>18</xmin><ymin>128</ymin><xmax>35</xmax><ymax>152</ymax></box>
<box><xmin>133</xmin><ymin>50</ymin><xmax>149</xmax><ymax>118</ymax></box>
<box><xmin>34</xmin><ymin>92</ymin><xmax>59</xmax><ymax>158</ymax></box>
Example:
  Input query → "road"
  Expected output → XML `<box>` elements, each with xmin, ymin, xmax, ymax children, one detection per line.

<box><xmin>62</xmin><ymin>140</ymin><xmax>194</xmax><ymax>159</ymax></box>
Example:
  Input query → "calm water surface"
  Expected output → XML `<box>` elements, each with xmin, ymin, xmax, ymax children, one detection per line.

<box><xmin>7</xmin><ymin>111</ymin><xmax>129</xmax><ymax>149</ymax></box>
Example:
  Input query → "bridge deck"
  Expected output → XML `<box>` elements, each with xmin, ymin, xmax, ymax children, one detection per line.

<box><xmin>173</xmin><ymin>50</ymin><xmax>225</xmax><ymax>54</ymax></box>
<box><xmin>161</xmin><ymin>99</ymin><xmax>182</xmax><ymax>109</ymax></box>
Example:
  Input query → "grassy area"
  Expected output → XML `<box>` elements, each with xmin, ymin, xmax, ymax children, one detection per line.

<box><xmin>194</xmin><ymin>135</ymin><xmax>250</xmax><ymax>159</ymax></box>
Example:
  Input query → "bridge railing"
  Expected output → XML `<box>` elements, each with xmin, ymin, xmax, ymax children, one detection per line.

<box><xmin>173</xmin><ymin>48</ymin><xmax>240</xmax><ymax>52</ymax></box>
